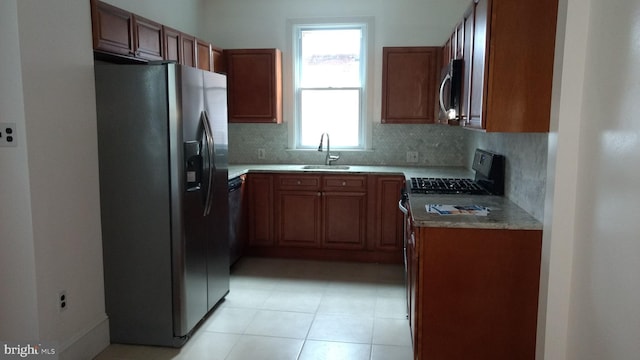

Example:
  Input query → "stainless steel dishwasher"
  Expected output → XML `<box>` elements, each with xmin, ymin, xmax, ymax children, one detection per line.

<box><xmin>228</xmin><ymin>175</ymin><xmax>246</xmax><ymax>266</ymax></box>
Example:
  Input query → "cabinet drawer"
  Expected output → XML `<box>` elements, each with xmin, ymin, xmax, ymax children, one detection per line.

<box><xmin>277</xmin><ymin>174</ymin><xmax>321</xmax><ymax>191</ymax></box>
<box><xmin>322</xmin><ymin>175</ymin><xmax>367</xmax><ymax>192</ymax></box>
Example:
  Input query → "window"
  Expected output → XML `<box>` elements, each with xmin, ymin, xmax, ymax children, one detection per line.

<box><xmin>292</xmin><ymin>22</ymin><xmax>369</xmax><ymax>149</ymax></box>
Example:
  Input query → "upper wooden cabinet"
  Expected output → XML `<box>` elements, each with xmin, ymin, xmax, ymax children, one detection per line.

<box><xmin>90</xmin><ymin>0</ymin><xmax>224</xmax><ymax>73</ymax></box>
<box><xmin>225</xmin><ymin>49</ymin><xmax>283</xmax><ymax>123</ymax></box>
<box><xmin>212</xmin><ymin>46</ymin><xmax>226</xmax><ymax>74</ymax></box>
<box><xmin>163</xmin><ymin>26</ymin><xmax>181</xmax><ymax>63</ymax></box>
<box><xmin>381</xmin><ymin>47</ymin><xmax>440</xmax><ymax>124</ymax></box>
<box><xmin>196</xmin><ymin>39</ymin><xmax>212</xmax><ymax>72</ymax></box>
<box><xmin>465</xmin><ymin>0</ymin><xmax>558</xmax><ymax>132</ymax></box>
<box><xmin>90</xmin><ymin>0</ymin><xmax>163</xmax><ymax>61</ymax></box>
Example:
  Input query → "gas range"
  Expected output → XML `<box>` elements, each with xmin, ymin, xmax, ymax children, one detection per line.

<box><xmin>409</xmin><ymin>149</ymin><xmax>505</xmax><ymax>195</ymax></box>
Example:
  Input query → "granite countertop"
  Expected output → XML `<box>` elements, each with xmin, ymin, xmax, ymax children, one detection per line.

<box><xmin>227</xmin><ymin>164</ymin><xmax>542</xmax><ymax>231</ymax></box>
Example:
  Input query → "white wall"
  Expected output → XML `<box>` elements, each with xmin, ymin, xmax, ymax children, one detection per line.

<box><xmin>542</xmin><ymin>0</ymin><xmax>640</xmax><ymax>358</ymax></box>
<box><xmin>1</xmin><ymin>1</ymin><xmax>206</xmax><ymax>358</ymax></box>
<box><xmin>0</xmin><ymin>0</ymin><xmax>39</xmax><ymax>341</ymax></box>
<box><xmin>103</xmin><ymin>0</ymin><xmax>202</xmax><ymax>37</ymax></box>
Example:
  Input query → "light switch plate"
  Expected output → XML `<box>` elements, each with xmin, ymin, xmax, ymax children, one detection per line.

<box><xmin>0</xmin><ymin>123</ymin><xmax>17</xmax><ymax>147</ymax></box>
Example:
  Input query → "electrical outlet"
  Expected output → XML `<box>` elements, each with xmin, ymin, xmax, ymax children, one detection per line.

<box><xmin>59</xmin><ymin>290</ymin><xmax>68</xmax><ymax>312</ymax></box>
<box><xmin>406</xmin><ymin>151</ymin><xmax>419</xmax><ymax>163</ymax></box>
<box><xmin>257</xmin><ymin>148</ymin><xmax>266</xmax><ymax>160</ymax></box>
<box><xmin>0</xmin><ymin>123</ymin><xmax>17</xmax><ymax>147</ymax></box>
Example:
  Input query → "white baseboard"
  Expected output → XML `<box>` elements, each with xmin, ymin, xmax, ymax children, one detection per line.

<box><xmin>59</xmin><ymin>316</ymin><xmax>110</xmax><ymax>360</ymax></box>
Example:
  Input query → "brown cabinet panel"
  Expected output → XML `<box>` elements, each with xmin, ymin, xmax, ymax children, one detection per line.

<box><xmin>226</xmin><ymin>49</ymin><xmax>283</xmax><ymax>123</ymax></box>
<box><xmin>163</xmin><ymin>26</ymin><xmax>181</xmax><ymax>63</ymax></box>
<box><xmin>196</xmin><ymin>39</ymin><xmax>212</xmax><ymax>71</ymax></box>
<box><xmin>247</xmin><ymin>174</ymin><xmax>274</xmax><ymax>246</ymax></box>
<box><xmin>181</xmin><ymin>34</ymin><xmax>196</xmax><ymax>68</ymax></box>
<box><xmin>411</xmin><ymin>227</ymin><xmax>542</xmax><ymax>359</ymax></box>
<box><xmin>277</xmin><ymin>174</ymin><xmax>321</xmax><ymax>191</ymax></box>
<box><xmin>381</xmin><ymin>47</ymin><xmax>440</xmax><ymax>124</ymax></box>
<box><xmin>322</xmin><ymin>192</ymin><xmax>367</xmax><ymax>249</ymax></box>
<box><xmin>372</xmin><ymin>176</ymin><xmax>404</xmax><ymax>251</ymax></box>
<box><xmin>132</xmin><ymin>15</ymin><xmax>163</xmax><ymax>60</ymax></box>
<box><xmin>212</xmin><ymin>47</ymin><xmax>226</xmax><ymax>74</ymax></box>
<box><xmin>468</xmin><ymin>0</ymin><xmax>489</xmax><ymax>129</ymax></box>
<box><xmin>322</xmin><ymin>175</ymin><xmax>367</xmax><ymax>192</ymax></box>
<box><xmin>460</xmin><ymin>5</ymin><xmax>475</xmax><ymax>124</ymax></box>
<box><xmin>466</xmin><ymin>0</ymin><xmax>557</xmax><ymax>132</ymax></box>
<box><xmin>91</xmin><ymin>0</ymin><xmax>133</xmax><ymax>57</ymax></box>
<box><xmin>276</xmin><ymin>191</ymin><xmax>322</xmax><ymax>247</ymax></box>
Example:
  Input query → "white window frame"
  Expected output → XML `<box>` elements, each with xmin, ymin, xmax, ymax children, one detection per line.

<box><xmin>286</xmin><ymin>17</ymin><xmax>374</xmax><ymax>150</ymax></box>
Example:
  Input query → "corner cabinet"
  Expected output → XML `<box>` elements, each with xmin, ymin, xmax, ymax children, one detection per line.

<box><xmin>226</xmin><ymin>49</ymin><xmax>283</xmax><ymax>124</ymax></box>
<box><xmin>465</xmin><ymin>0</ymin><xmax>558</xmax><ymax>132</ymax></box>
<box><xmin>410</xmin><ymin>226</ymin><xmax>542</xmax><ymax>360</ymax></box>
<box><xmin>381</xmin><ymin>47</ymin><xmax>440</xmax><ymax>124</ymax></box>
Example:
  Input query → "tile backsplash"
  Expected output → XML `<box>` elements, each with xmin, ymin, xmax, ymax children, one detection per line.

<box><xmin>465</xmin><ymin>130</ymin><xmax>548</xmax><ymax>222</ymax></box>
<box><xmin>228</xmin><ymin>123</ymin><xmax>468</xmax><ymax>166</ymax></box>
<box><xmin>228</xmin><ymin>122</ymin><xmax>548</xmax><ymax>222</ymax></box>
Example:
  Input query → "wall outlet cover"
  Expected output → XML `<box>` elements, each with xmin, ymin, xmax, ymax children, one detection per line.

<box><xmin>406</xmin><ymin>151</ymin><xmax>419</xmax><ymax>163</ymax></box>
<box><xmin>0</xmin><ymin>123</ymin><xmax>17</xmax><ymax>147</ymax></box>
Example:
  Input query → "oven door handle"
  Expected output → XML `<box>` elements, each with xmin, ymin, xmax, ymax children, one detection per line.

<box><xmin>398</xmin><ymin>200</ymin><xmax>408</xmax><ymax>215</ymax></box>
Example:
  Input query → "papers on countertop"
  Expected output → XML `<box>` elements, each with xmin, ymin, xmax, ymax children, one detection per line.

<box><xmin>426</xmin><ymin>204</ymin><xmax>490</xmax><ymax>216</ymax></box>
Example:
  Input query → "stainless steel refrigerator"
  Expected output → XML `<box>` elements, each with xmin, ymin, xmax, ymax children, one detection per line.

<box><xmin>94</xmin><ymin>62</ymin><xmax>229</xmax><ymax>347</ymax></box>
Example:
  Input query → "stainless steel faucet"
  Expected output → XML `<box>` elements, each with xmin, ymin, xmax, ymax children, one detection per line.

<box><xmin>318</xmin><ymin>132</ymin><xmax>340</xmax><ymax>165</ymax></box>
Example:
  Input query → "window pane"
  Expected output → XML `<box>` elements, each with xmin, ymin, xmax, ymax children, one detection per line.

<box><xmin>300</xmin><ymin>29</ymin><xmax>361</xmax><ymax>88</ymax></box>
<box><xmin>300</xmin><ymin>89</ymin><xmax>360</xmax><ymax>147</ymax></box>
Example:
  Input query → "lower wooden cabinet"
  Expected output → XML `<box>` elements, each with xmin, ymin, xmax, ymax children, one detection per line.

<box><xmin>410</xmin><ymin>226</ymin><xmax>542</xmax><ymax>360</ymax></box>
<box><xmin>274</xmin><ymin>174</ymin><xmax>322</xmax><ymax>248</ymax></box>
<box><xmin>247</xmin><ymin>173</ymin><xmax>274</xmax><ymax>246</ymax></box>
<box><xmin>245</xmin><ymin>172</ymin><xmax>403</xmax><ymax>263</ymax></box>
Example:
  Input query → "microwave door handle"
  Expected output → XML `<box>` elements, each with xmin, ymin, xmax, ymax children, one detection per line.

<box><xmin>439</xmin><ymin>73</ymin><xmax>451</xmax><ymax>115</ymax></box>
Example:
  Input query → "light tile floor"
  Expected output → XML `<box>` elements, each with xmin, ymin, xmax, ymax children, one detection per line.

<box><xmin>94</xmin><ymin>257</ymin><xmax>413</xmax><ymax>360</ymax></box>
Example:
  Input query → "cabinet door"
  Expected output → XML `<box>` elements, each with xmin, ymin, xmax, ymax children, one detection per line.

<box><xmin>381</xmin><ymin>47</ymin><xmax>440</xmax><ymax>124</ymax></box>
<box><xmin>276</xmin><ymin>191</ymin><xmax>322</xmax><ymax>247</ymax></box>
<box><xmin>132</xmin><ymin>15</ymin><xmax>163</xmax><ymax>61</ymax></box>
<box><xmin>226</xmin><ymin>49</ymin><xmax>283</xmax><ymax>123</ymax></box>
<box><xmin>247</xmin><ymin>174</ymin><xmax>274</xmax><ymax>246</ymax></box>
<box><xmin>371</xmin><ymin>176</ymin><xmax>404</xmax><ymax>251</ymax></box>
<box><xmin>196</xmin><ymin>39</ymin><xmax>212</xmax><ymax>72</ymax></box>
<box><xmin>322</xmin><ymin>192</ymin><xmax>367</xmax><ymax>249</ymax></box>
<box><xmin>418</xmin><ymin>227</ymin><xmax>542</xmax><ymax>359</ymax></box>
<box><xmin>212</xmin><ymin>47</ymin><xmax>226</xmax><ymax>74</ymax></box>
<box><xmin>163</xmin><ymin>26</ymin><xmax>181</xmax><ymax>63</ymax></box>
<box><xmin>468</xmin><ymin>0</ymin><xmax>489</xmax><ymax>130</ymax></box>
<box><xmin>181</xmin><ymin>34</ymin><xmax>196</xmax><ymax>68</ymax></box>
<box><xmin>460</xmin><ymin>3</ymin><xmax>475</xmax><ymax>124</ymax></box>
<box><xmin>91</xmin><ymin>0</ymin><xmax>134</xmax><ymax>57</ymax></box>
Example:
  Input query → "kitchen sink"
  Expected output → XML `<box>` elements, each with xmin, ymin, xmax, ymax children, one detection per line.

<box><xmin>301</xmin><ymin>165</ymin><xmax>351</xmax><ymax>170</ymax></box>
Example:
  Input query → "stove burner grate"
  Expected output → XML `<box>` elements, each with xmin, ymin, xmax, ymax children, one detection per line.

<box><xmin>410</xmin><ymin>177</ymin><xmax>490</xmax><ymax>195</ymax></box>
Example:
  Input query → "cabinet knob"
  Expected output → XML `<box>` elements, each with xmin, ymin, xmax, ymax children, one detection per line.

<box><xmin>342</xmin><ymin>181</ymin><xmax>347</xmax><ymax>186</ymax></box>
<box><xmin>317</xmin><ymin>192</ymin><xmax>322</xmax><ymax>197</ymax></box>
<box><xmin>297</xmin><ymin>180</ymin><xmax>301</xmax><ymax>185</ymax></box>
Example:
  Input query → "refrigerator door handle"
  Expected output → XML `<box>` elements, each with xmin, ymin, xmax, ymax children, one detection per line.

<box><xmin>201</xmin><ymin>110</ymin><xmax>215</xmax><ymax>216</ymax></box>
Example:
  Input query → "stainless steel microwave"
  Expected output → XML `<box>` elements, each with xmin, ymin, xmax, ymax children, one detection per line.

<box><xmin>438</xmin><ymin>59</ymin><xmax>463</xmax><ymax>122</ymax></box>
